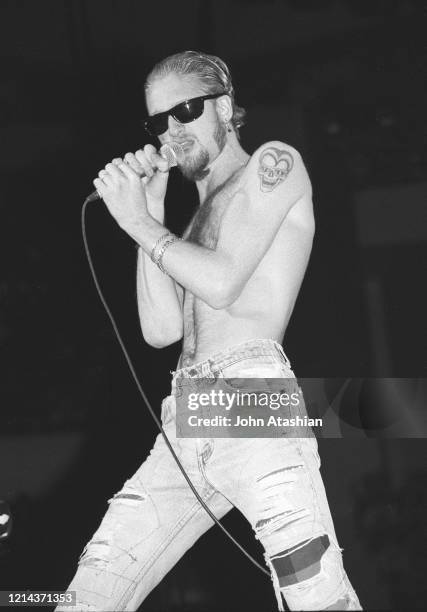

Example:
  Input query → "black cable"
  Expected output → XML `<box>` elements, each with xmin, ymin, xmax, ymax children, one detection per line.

<box><xmin>81</xmin><ymin>198</ymin><xmax>269</xmax><ymax>576</ymax></box>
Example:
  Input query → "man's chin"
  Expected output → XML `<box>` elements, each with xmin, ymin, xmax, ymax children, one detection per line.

<box><xmin>179</xmin><ymin>151</ymin><xmax>210</xmax><ymax>181</ymax></box>
<box><xmin>180</xmin><ymin>166</ymin><xmax>210</xmax><ymax>181</ymax></box>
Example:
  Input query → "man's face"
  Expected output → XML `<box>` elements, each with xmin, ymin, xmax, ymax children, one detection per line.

<box><xmin>145</xmin><ymin>73</ymin><xmax>227</xmax><ymax>181</ymax></box>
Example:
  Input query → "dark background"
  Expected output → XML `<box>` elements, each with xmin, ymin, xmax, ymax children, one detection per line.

<box><xmin>1</xmin><ymin>1</ymin><xmax>426</xmax><ymax>610</ymax></box>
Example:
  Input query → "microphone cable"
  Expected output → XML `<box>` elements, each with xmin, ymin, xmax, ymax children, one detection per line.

<box><xmin>81</xmin><ymin>197</ymin><xmax>269</xmax><ymax>577</ymax></box>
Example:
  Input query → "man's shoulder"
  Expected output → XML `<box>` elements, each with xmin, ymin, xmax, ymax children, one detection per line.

<box><xmin>241</xmin><ymin>141</ymin><xmax>307</xmax><ymax>197</ymax></box>
<box><xmin>247</xmin><ymin>140</ymin><xmax>301</xmax><ymax>166</ymax></box>
<box><xmin>243</xmin><ymin>141</ymin><xmax>303</xmax><ymax>181</ymax></box>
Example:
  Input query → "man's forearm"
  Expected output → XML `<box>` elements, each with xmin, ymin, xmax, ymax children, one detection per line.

<box><xmin>136</xmin><ymin>246</ymin><xmax>183</xmax><ymax>346</ymax></box>
<box><xmin>131</xmin><ymin>214</ymin><xmax>232</xmax><ymax>309</ymax></box>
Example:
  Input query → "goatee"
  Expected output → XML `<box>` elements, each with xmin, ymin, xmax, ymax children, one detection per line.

<box><xmin>179</xmin><ymin>149</ymin><xmax>210</xmax><ymax>181</ymax></box>
<box><xmin>179</xmin><ymin>120</ymin><xmax>228</xmax><ymax>182</ymax></box>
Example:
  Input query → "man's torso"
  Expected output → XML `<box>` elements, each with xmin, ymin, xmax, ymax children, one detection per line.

<box><xmin>178</xmin><ymin>158</ymin><xmax>314</xmax><ymax>368</ymax></box>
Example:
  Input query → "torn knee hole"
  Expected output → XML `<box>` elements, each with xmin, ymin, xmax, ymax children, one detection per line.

<box><xmin>256</xmin><ymin>510</ymin><xmax>296</xmax><ymax>530</ymax></box>
<box><xmin>270</xmin><ymin>534</ymin><xmax>330</xmax><ymax>588</ymax></box>
<box><xmin>255</xmin><ymin>507</ymin><xmax>311</xmax><ymax>537</ymax></box>
<box><xmin>113</xmin><ymin>493</ymin><xmax>145</xmax><ymax>501</ymax></box>
<box><xmin>257</xmin><ymin>464</ymin><xmax>304</xmax><ymax>483</ymax></box>
<box><xmin>108</xmin><ymin>485</ymin><xmax>148</xmax><ymax>506</ymax></box>
<box><xmin>79</xmin><ymin>556</ymin><xmax>108</xmax><ymax>569</ymax></box>
<box><xmin>79</xmin><ymin>539</ymin><xmax>111</xmax><ymax>568</ymax></box>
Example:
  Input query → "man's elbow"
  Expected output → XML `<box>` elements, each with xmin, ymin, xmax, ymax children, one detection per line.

<box><xmin>206</xmin><ymin>277</ymin><xmax>242</xmax><ymax>310</ymax></box>
<box><xmin>143</xmin><ymin>330</ymin><xmax>183</xmax><ymax>348</ymax></box>
<box><xmin>141</xmin><ymin>320</ymin><xmax>183</xmax><ymax>348</ymax></box>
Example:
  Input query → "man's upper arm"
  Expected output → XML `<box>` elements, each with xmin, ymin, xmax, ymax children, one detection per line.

<box><xmin>215</xmin><ymin>141</ymin><xmax>313</xmax><ymax>301</ymax></box>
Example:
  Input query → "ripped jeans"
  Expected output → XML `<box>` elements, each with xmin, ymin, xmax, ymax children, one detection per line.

<box><xmin>57</xmin><ymin>338</ymin><xmax>362</xmax><ymax>611</ymax></box>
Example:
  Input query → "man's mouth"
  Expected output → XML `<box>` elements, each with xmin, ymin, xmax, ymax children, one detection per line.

<box><xmin>175</xmin><ymin>140</ymin><xmax>193</xmax><ymax>151</ymax></box>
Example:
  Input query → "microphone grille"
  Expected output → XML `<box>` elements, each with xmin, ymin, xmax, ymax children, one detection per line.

<box><xmin>160</xmin><ymin>142</ymin><xmax>184</xmax><ymax>167</ymax></box>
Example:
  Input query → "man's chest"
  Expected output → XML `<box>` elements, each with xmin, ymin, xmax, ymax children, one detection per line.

<box><xmin>186</xmin><ymin>188</ymin><xmax>234</xmax><ymax>249</ymax></box>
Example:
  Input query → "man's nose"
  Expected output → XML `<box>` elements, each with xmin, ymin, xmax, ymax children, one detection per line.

<box><xmin>167</xmin><ymin>115</ymin><xmax>185</xmax><ymax>137</ymax></box>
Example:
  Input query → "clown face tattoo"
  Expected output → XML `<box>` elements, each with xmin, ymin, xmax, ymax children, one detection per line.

<box><xmin>258</xmin><ymin>147</ymin><xmax>294</xmax><ymax>193</ymax></box>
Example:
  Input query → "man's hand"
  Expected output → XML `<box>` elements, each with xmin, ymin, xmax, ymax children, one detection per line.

<box><xmin>122</xmin><ymin>145</ymin><xmax>170</xmax><ymax>223</ymax></box>
<box><xmin>93</xmin><ymin>145</ymin><xmax>170</xmax><ymax>233</ymax></box>
<box><xmin>94</xmin><ymin>158</ymin><xmax>149</xmax><ymax>235</ymax></box>
<box><xmin>124</xmin><ymin>145</ymin><xmax>170</xmax><ymax>203</ymax></box>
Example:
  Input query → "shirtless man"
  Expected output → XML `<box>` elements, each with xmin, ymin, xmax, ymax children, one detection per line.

<box><xmin>59</xmin><ymin>51</ymin><xmax>361</xmax><ymax>611</ymax></box>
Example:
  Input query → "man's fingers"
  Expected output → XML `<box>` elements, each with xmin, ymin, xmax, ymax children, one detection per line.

<box><xmin>98</xmin><ymin>168</ymin><xmax>113</xmax><ymax>187</ymax></box>
<box><xmin>143</xmin><ymin>143</ymin><xmax>167</xmax><ymax>169</ymax></box>
<box><xmin>118</xmin><ymin>161</ymin><xmax>138</xmax><ymax>180</ymax></box>
<box><xmin>133</xmin><ymin>145</ymin><xmax>172</xmax><ymax>175</ymax></box>
<box><xmin>144</xmin><ymin>143</ymin><xmax>171</xmax><ymax>172</ymax></box>
<box><xmin>93</xmin><ymin>177</ymin><xmax>105</xmax><ymax>194</ymax></box>
<box><xmin>134</xmin><ymin>149</ymin><xmax>156</xmax><ymax>177</ymax></box>
<box><xmin>123</xmin><ymin>152</ymin><xmax>144</xmax><ymax>175</ymax></box>
<box><xmin>150</xmin><ymin>150</ymin><xmax>170</xmax><ymax>172</ymax></box>
<box><xmin>143</xmin><ymin>144</ymin><xmax>157</xmax><ymax>158</ymax></box>
<box><xmin>136</xmin><ymin>147</ymin><xmax>170</xmax><ymax>174</ymax></box>
<box><xmin>98</xmin><ymin>146</ymin><xmax>170</xmax><ymax>192</ymax></box>
<box><xmin>105</xmin><ymin>162</ymin><xmax>123</xmax><ymax>178</ymax></box>
<box><xmin>97</xmin><ymin>160</ymin><xmax>139</xmax><ymax>187</ymax></box>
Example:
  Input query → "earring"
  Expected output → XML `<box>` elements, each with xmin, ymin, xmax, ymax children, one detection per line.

<box><xmin>226</xmin><ymin>121</ymin><xmax>232</xmax><ymax>133</ymax></box>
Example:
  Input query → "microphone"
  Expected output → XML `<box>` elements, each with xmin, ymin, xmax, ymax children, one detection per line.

<box><xmin>85</xmin><ymin>142</ymin><xmax>184</xmax><ymax>203</ymax></box>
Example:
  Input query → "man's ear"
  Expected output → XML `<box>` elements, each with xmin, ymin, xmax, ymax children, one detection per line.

<box><xmin>216</xmin><ymin>94</ymin><xmax>233</xmax><ymax>123</ymax></box>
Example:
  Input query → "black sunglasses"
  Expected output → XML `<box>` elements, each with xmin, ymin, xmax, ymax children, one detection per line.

<box><xmin>144</xmin><ymin>93</ymin><xmax>225</xmax><ymax>136</ymax></box>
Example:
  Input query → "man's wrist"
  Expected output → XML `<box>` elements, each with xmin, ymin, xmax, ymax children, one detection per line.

<box><xmin>150</xmin><ymin>233</ymin><xmax>182</xmax><ymax>275</ymax></box>
<box><xmin>127</xmin><ymin>211</ymin><xmax>157</xmax><ymax>244</ymax></box>
<box><xmin>146</xmin><ymin>199</ymin><xmax>165</xmax><ymax>224</ymax></box>
<box><xmin>130</xmin><ymin>214</ymin><xmax>174</xmax><ymax>258</ymax></box>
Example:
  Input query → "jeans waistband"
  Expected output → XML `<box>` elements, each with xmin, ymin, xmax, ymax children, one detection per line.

<box><xmin>170</xmin><ymin>338</ymin><xmax>291</xmax><ymax>383</ymax></box>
